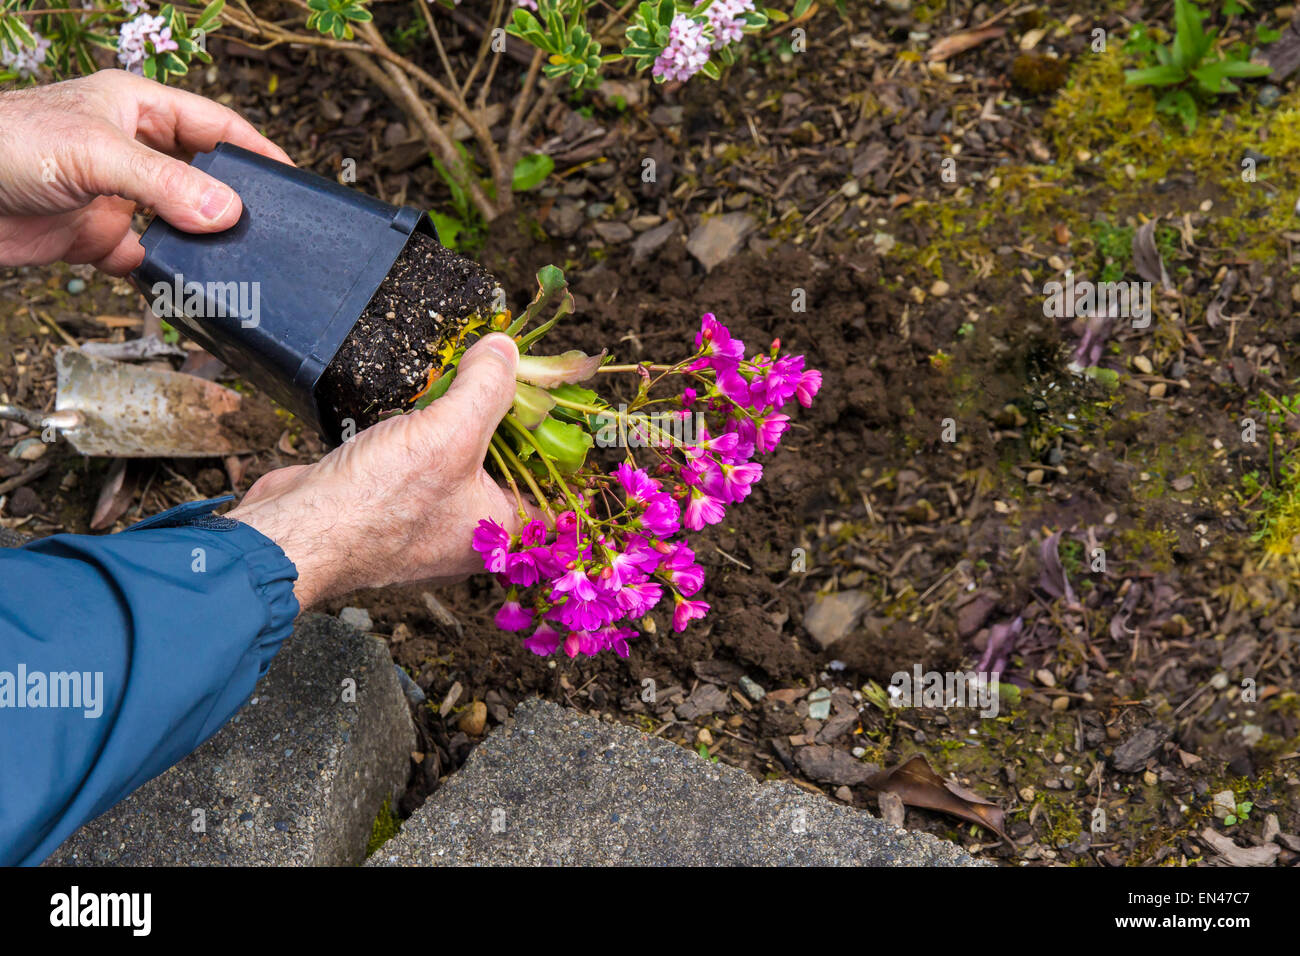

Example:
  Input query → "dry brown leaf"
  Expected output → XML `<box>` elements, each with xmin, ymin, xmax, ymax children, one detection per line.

<box><xmin>928</xmin><ymin>27</ymin><xmax>1006</xmax><ymax>62</ymax></box>
<box><xmin>867</xmin><ymin>754</ymin><xmax>1010</xmax><ymax>841</ymax></box>
<box><xmin>90</xmin><ymin>459</ymin><xmax>135</xmax><ymax>531</ymax></box>
<box><xmin>1132</xmin><ymin>219</ymin><xmax>1172</xmax><ymax>291</ymax></box>
<box><xmin>1200</xmin><ymin>829</ymin><xmax>1280</xmax><ymax>867</ymax></box>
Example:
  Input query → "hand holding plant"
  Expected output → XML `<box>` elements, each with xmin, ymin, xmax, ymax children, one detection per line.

<box><xmin>442</xmin><ymin>266</ymin><xmax>821</xmax><ymax>659</ymax></box>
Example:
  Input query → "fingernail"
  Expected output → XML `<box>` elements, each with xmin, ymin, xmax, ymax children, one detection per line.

<box><xmin>199</xmin><ymin>185</ymin><xmax>236</xmax><ymax>222</ymax></box>
<box><xmin>482</xmin><ymin>333</ymin><xmax>518</xmax><ymax>366</ymax></box>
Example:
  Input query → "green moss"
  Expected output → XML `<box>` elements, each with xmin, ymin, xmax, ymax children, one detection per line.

<box><xmin>365</xmin><ymin>798</ymin><xmax>401</xmax><ymax>856</ymax></box>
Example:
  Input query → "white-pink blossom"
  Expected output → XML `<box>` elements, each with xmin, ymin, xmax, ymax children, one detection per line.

<box><xmin>1</xmin><ymin>33</ymin><xmax>51</xmax><ymax>79</ymax></box>
<box><xmin>696</xmin><ymin>0</ymin><xmax>754</xmax><ymax>50</ymax></box>
<box><xmin>117</xmin><ymin>13</ymin><xmax>178</xmax><ymax>73</ymax></box>
<box><xmin>652</xmin><ymin>13</ymin><xmax>710</xmax><ymax>83</ymax></box>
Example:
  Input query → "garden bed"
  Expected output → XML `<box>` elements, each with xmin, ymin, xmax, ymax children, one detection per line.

<box><xmin>3</xmin><ymin>0</ymin><xmax>1299</xmax><ymax>865</ymax></box>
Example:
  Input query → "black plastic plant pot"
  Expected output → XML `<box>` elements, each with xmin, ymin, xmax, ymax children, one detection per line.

<box><xmin>132</xmin><ymin>142</ymin><xmax>436</xmax><ymax>441</ymax></box>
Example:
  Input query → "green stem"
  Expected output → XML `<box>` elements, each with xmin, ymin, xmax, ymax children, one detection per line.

<box><xmin>549</xmin><ymin>396</ymin><xmax>691</xmax><ymax>449</ymax></box>
<box><xmin>487</xmin><ymin>436</ymin><xmax>529</xmax><ymax>521</ymax></box>
<box><xmin>504</xmin><ymin>414</ymin><xmax>586</xmax><ymax>517</ymax></box>
<box><xmin>491</xmin><ymin>432</ymin><xmax>555</xmax><ymax>523</ymax></box>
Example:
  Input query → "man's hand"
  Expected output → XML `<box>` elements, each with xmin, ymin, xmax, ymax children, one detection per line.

<box><xmin>0</xmin><ymin>69</ymin><xmax>291</xmax><ymax>275</ymax></box>
<box><xmin>227</xmin><ymin>334</ymin><xmax>527</xmax><ymax>609</ymax></box>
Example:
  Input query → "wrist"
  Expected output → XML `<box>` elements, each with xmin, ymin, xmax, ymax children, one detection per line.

<box><xmin>227</xmin><ymin>500</ymin><xmax>339</xmax><ymax>609</ymax></box>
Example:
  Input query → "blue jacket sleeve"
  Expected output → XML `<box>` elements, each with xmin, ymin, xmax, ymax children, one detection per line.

<box><xmin>0</xmin><ymin>496</ymin><xmax>299</xmax><ymax>866</ymax></box>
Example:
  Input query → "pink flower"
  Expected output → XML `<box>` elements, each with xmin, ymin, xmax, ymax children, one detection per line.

<box><xmin>755</xmin><ymin>413</ymin><xmax>791</xmax><ymax>453</ymax></box>
<box><xmin>753</xmin><ymin>354</ymin><xmax>804</xmax><ymax>410</ymax></box>
<box><xmin>494</xmin><ymin>592</ymin><xmax>534</xmax><ymax>631</ymax></box>
<box><xmin>615</xmin><ymin>463</ymin><xmax>661</xmax><ymax>506</ymax></box>
<box><xmin>599</xmin><ymin>549</ymin><xmax>640</xmax><ymax>590</ymax></box>
<box><xmin>640</xmin><ymin>496</ymin><xmax>681</xmax><ymax>537</ymax></box>
<box><xmin>691</xmin><ymin>314</ymin><xmax>745</xmax><ymax>372</ymax></box>
<box><xmin>697</xmin><ymin>0</ymin><xmax>754</xmax><ymax>49</ymax></box>
<box><xmin>598</xmin><ymin>627</ymin><xmax>637</xmax><ymax>658</ymax></box>
<box><xmin>684</xmin><ymin>421</ymin><xmax>739</xmax><ymax>462</ymax></box>
<box><xmin>472</xmin><ymin>519</ymin><xmax>512</xmax><ymax>573</ymax></box>
<box><xmin>710</xmin><ymin>460</ymin><xmax>763</xmax><ymax>503</ymax></box>
<box><xmin>617</xmin><ymin>579</ymin><xmax>663</xmax><ymax>616</ymax></box>
<box><xmin>652</xmin><ymin>13</ymin><xmax>711</xmax><ymax>83</ymax></box>
<box><xmin>551</xmin><ymin>566</ymin><xmax>598</xmax><ymax>602</ymax></box>
<box><xmin>716</xmin><ymin>367</ymin><xmax>753</xmax><ymax>404</ymax></box>
<box><xmin>672</xmin><ymin>595</ymin><xmax>710</xmax><ymax>632</ymax></box>
<box><xmin>684</xmin><ymin>486</ymin><xmax>726</xmax><ymax>530</ymax></box>
<box><xmin>796</xmin><ymin>368</ymin><xmax>822</xmax><ymax>408</ymax></box>
<box><xmin>523</xmin><ymin>623</ymin><xmax>562</xmax><ymax>656</ymax></box>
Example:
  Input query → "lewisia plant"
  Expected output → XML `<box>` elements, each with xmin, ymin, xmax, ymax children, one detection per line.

<box><xmin>445</xmin><ymin>266</ymin><xmax>820</xmax><ymax>659</ymax></box>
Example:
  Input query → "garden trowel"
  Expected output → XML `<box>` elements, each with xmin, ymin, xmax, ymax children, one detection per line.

<box><xmin>0</xmin><ymin>348</ymin><xmax>253</xmax><ymax>458</ymax></box>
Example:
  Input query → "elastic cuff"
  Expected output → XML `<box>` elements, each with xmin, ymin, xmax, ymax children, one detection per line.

<box><xmin>231</xmin><ymin>525</ymin><xmax>301</xmax><ymax>674</ymax></box>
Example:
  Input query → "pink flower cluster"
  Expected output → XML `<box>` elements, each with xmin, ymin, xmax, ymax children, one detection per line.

<box><xmin>473</xmin><ymin>313</ymin><xmax>821</xmax><ymax>659</ymax></box>
<box><xmin>116</xmin><ymin>13</ymin><xmax>178</xmax><ymax>73</ymax></box>
<box><xmin>697</xmin><ymin>0</ymin><xmax>755</xmax><ymax>50</ymax></box>
<box><xmin>1</xmin><ymin>32</ymin><xmax>50</xmax><ymax>78</ymax></box>
<box><xmin>652</xmin><ymin>12</ymin><xmax>711</xmax><ymax>83</ymax></box>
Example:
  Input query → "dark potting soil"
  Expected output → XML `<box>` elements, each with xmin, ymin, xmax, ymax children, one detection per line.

<box><xmin>317</xmin><ymin>230</ymin><xmax>501</xmax><ymax>436</ymax></box>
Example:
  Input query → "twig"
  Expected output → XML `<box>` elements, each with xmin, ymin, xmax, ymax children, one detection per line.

<box><xmin>0</xmin><ymin>460</ymin><xmax>51</xmax><ymax>496</ymax></box>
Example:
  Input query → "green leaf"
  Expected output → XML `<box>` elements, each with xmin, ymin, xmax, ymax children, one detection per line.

<box><xmin>1218</xmin><ymin>57</ymin><xmax>1271</xmax><ymax>77</ymax></box>
<box><xmin>430</xmin><ymin>211</ymin><xmax>464</xmax><ymax>251</ymax></box>
<box><xmin>1192</xmin><ymin>60</ymin><xmax>1236</xmax><ymax>93</ymax></box>
<box><xmin>531</xmin><ymin>416</ymin><xmax>593</xmax><ymax>474</ymax></box>
<box><xmin>195</xmin><ymin>0</ymin><xmax>225</xmax><ymax>29</ymax></box>
<box><xmin>512</xmin><ymin>383</ymin><xmax>558</xmax><ymax>429</ymax></box>
<box><xmin>1124</xmin><ymin>63</ymin><xmax>1186</xmax><ymax>86</ymax></box>
<box><xmin>1171</xmin><ymin>0</ymin><xmax>1206</xmax><ymax>70</ymax></box>
<box><xmin>412</xmin><ymin>367</ymin><xmax>456</xmax><ymax>409</ymax></box>
<box><xmin>511</xmin><ymin>153</ymin><xmax>555</xmax><ymax>192</ymax></box>
<box><xmin>1157</xmin><ymin>88</ymin><xmax>1198</xmax><ymax>131</ymax></box>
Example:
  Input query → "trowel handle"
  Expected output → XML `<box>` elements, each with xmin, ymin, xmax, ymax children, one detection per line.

<box><xmin>0</xmin><ymin>405</ymin><xmax>81</xmax><ymax>432</ymax></box>
<box><xmin>0</xmin><ymin>404</ymin><xmax>44</xmax><ymax>429</ymax></box>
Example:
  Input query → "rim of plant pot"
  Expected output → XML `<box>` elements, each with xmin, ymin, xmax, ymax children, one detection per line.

<box><xmin>131</xmin><ymin>142</ymin><xmax>436</xmax><ymax>439</ymax></box>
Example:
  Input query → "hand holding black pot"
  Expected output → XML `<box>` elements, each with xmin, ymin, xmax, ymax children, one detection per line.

<box><xmin>0</xmin><ymin>69</ymin><xmax>291</xmax><ymax>275</ymax></box>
